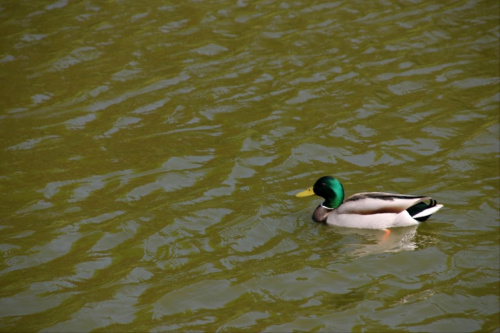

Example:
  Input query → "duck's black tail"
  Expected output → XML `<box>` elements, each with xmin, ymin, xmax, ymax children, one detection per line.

<box><xmin>407</xmin><ymin>199</ymin><xmax>443</xmax><ymax>222</ymax></box>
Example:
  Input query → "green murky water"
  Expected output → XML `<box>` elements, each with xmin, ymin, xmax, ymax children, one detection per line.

<box><xmin>1</xmin><ymin>0</ymin><xmax>499</xmax><ymax>332</ymax></box>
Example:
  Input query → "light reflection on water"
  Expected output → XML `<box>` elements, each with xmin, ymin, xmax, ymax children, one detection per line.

<box><xmin>0</xmin><ymin>0</ymin><xmax>499</xmax><ymax>332</ymax></box>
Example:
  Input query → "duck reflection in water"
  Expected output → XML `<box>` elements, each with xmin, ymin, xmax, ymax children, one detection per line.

<box><xmin>327</xmin><ymin>225</ymin><xmax>420</xmax><ymax>257</ymax></box>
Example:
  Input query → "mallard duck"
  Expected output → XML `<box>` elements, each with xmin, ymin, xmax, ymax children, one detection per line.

<box><xmin>296</xmin><ymin>176</ymin><xmax>443</xmax><ymax>229</ymax></box>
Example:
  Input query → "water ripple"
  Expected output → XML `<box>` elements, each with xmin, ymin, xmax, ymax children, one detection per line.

<box><xmin>0</xmin><ymin>0</ymin><xmax>498</xmax><ymax>332</ymax></box>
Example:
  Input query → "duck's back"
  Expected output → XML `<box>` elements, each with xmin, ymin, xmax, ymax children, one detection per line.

<box><xmin>337</xmin><ymin>192</ymin><xmax>429</xmax><ymax>215</ymax></box>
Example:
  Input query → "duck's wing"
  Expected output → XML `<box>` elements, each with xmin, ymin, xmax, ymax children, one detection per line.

<box><xmin>337</xmin><ymin>192</ymin><xmax>429</xmax><ymax>215</ymax></box>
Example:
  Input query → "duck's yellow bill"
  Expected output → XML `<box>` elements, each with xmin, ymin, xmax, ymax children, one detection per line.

<box><xmin>295</xmin><ymin>187</ymin><xmax>315</xmax><ymax>197</ymax></box>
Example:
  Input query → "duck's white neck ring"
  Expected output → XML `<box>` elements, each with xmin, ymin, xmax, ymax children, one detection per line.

<box><xmin>321</xmin><ymin>204</ymin><xmax>335</xmax><ymax>210</ymax></box>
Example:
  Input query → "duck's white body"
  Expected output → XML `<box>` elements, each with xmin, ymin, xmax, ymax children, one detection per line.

<box><xmin>323</xmin><ymin>208</ymin><xmax>432</xmax><ymax>229</ymax></box>
<box><xmin>327</xmin><ymin>210</ymin><xmax>419</xmax><ymax>229</ymax></box>
<box><xmin>324</xmin><ymin>192</ymin><xmax>442</xmax><ymax>229</ymax></box>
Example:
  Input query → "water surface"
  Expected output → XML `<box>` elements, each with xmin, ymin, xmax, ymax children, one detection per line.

<box><xmin>0</xmin><ymin>0</ymin><xmax>499</xmax><ymax>332</ymax></box>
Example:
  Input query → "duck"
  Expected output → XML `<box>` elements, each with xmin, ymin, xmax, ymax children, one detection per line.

<box><xmin>296</xmin><ymin>176</ymin><xmax>443</xmax><ymax>230</ymax></box>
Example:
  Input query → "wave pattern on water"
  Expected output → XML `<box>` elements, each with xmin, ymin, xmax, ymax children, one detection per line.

<box><xmin>0</xmin><ymin>0</ymin><xmax>499</xmax><ymax>332</ymax></box>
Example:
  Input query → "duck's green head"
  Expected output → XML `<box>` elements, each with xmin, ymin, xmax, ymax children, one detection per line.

<box><xmin>296</xmin><ymin>176</ymin><xmax>345</xmax><ymax>209</ymax></box>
